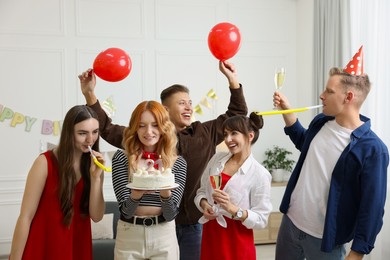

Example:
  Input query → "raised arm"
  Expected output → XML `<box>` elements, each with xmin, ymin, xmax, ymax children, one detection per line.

<box><xmin>219</xmin><ymin>61</ymin><xmax>248</xmax><ymax>117</ymax></box>
<box><xmin>78</xmin><ymin>68</ymin><xmax>98</xmax><ymax>106</ymax></box>
<box><xmin>201</xmin><ymin>61</ymin><xmax>248</xmax><ymax>147</ymax></box>
<box><xmin>78</xmin><ymin>69</ymin><xmax>125</xmax><ymax>148</ymax></box>
<box><xmin>219</xmin><ymin>61</ymin><xmax>240</xmax><ymax>89</ymax></box>
<box><xmin>273</xmin><ymin>91</ymin><xmax>297</xmax><ymax>127</ymax></box>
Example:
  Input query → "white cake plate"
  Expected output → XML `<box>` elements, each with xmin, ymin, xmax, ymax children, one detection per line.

<box><xmin>125</xmin><ymin>183</ymin><xmax>180</xmax><ymax>190</ymax></box>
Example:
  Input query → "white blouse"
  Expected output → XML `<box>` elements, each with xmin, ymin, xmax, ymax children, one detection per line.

<box><xmin>194</xmin><ymin>152</ymin><xmax>272</xmax><ymax>229</ymax></box>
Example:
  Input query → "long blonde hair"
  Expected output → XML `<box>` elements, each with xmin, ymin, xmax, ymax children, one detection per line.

<box><xmin>122</xmin><ymin>101</ymin><xmax>177</xmax><ymax>176</ymax></box>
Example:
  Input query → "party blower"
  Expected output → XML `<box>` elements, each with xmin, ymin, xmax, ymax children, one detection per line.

<box><xmin>88</xmin><ymin>146</ymin><xmax>112</xmax><ymax>172</ymax></box>
<box><xmin>255</xmin><ymin>105</ymin><xmax>323</xmax><ymax>116</ymax></box>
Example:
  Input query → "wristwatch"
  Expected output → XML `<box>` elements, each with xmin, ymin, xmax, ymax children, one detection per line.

<box><xmin>233</xmin><ymin>208</ymin><xmax>244</xmax><ymax>220</ymax></box>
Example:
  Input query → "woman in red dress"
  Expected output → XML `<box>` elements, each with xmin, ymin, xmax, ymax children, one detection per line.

<box><xmin>10</xmin><ymin>105</ymin><xmax>106</xmax><ymax>260</ymax></box>
<box><xmin>195</xmin><ymin>112</ymin><xmax>273</xmax><ymax>260</ymax></box>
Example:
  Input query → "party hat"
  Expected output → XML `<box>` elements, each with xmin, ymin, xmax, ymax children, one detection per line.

<box><xmin>343</xmin><ymin>46</ymin><xmax>363</xmax><ymax>75</ymax></box>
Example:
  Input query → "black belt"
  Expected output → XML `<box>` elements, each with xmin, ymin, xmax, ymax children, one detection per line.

<box><xmin>120</xmin><ymin>215</ymin><xmax>166</xmax><ymax>226</ymax></box>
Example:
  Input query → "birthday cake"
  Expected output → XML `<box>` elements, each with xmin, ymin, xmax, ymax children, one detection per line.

<box><xmin>132</xmin><ymin>168</ymin><xmax>174</xmax><ymax>188</ymax></box>
<box><xmin>131</xmin><ymin>159</ymin><xmax>175</xmax><ymax>188</ymax></box>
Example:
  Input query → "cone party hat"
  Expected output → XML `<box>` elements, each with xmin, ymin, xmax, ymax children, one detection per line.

<box><xmin>343</xmin><ymin>45</ymin><xmax>363</xmax><ymax>76</ymax></box>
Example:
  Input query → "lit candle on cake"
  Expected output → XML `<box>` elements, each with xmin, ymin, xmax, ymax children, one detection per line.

<box><xmin>144</xmin><ymin>158</ymin><xmax>155</xmax><ymax>171</ymax></box>
<box><xmin>141</xmin><ymin>152</ymin><xmax>161</xmax><ymax>171</ymax></box>
<box><xmin>155</xmin><ymin>155</ymin><xmax>163</xmax><ymax>172</ymax></box>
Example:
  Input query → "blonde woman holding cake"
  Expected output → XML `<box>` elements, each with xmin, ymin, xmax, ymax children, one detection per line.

<box><xmin>194</xmin><ymin>113</ymin><xmax>272</xmax><ymax>260</ymax></box>
<box><xmin>111</xmin><ymin>100</ymin><xmax>187</xmax><ymax>260</ymax></box>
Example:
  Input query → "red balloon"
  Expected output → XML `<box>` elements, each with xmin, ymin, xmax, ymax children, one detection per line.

<box><xmin>208</xmin><ymin>22</ymin><xmax>241</xmax><ymax>61</ymax></box>
<box><xmin>93</xmin><ymin>48</ymin><xmax>132</xmax><ymax>82</ymax></box>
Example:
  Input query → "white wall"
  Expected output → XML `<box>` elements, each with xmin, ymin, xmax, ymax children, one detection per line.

<box><xmin>0</xmin><ymin>0</ymin><xmax>314</xmax><ymax>255</ymax></box>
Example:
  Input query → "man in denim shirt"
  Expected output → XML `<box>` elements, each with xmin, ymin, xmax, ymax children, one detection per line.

<box><xmin>273</xmin><ymin>49</ymin><xmax>388</xmax><ymax>260</ymax></box>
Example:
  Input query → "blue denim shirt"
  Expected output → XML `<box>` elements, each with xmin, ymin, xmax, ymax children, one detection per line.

<box><xmin>280</xmin><ymin>113</ymin><xmax>388</xmax><ymax>254</ymax></box>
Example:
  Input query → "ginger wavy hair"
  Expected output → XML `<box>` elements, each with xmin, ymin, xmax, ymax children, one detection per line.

<box><xmin>56</xmin><ymin>105</ymin><xmax>99</xmax><ymax>227</ymax></box>
<box><xmin>122</xmin><ymin>101</ymin><xmax>177</xmax><ymax>176</ymax></box>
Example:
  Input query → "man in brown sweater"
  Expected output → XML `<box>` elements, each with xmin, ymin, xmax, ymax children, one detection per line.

<box><xmin>79</xmin><ymin>61</ymin><xmax>248</xmax><ymax>260</ymax></box>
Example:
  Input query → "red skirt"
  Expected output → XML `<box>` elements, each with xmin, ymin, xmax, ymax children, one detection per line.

<box><xmin>200</xmin><ymin>216</ymin><xmax>255</xmax><ymax>260</ymax></box>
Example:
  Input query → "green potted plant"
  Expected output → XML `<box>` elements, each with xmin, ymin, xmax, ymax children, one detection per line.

<box><xmin>262</xmin><ymin>145</ymin><xmax>295</xmax><ymax>182</ymax></box>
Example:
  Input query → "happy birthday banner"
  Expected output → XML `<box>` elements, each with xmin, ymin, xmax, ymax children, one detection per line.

<box><xmin>0</xmin><ymin>103</ymin><xmax>63</xmax><ymax>136</ymax></box>
<box><xmin>193</xmin><ymin>88</ymin><xmax>218</xmax><ymax>116</ymax></box>
<box><xmin>0</xmin><ymin>96</ymin><xmax>117</xmax><ymax>136</ymax></box>
<box><xmin>1</xmin><ymin>90</ymin><xmax>215</xmax><ymax>135</ymax></box>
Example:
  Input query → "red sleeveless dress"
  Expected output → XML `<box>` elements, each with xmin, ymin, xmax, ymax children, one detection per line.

<box><xmin>200</xmin><ymin>173</ymin><xmax>256</xmax><ymax>260</ymax></box>
<box><xmin>22</xmin><ymin>151</ymin><xmax>92</xmax><ymax>260</ymax></box>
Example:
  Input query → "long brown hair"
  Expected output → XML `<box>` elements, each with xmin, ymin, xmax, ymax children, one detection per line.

<box><xmin>122</xmin><ymin>101</ymin><xmax>177</xmax><ymax>176</ymax></box>
<box><xmin>56</xmin><ymin>105</ymin><xmax>99</xmax><ymax>226</ymax></box>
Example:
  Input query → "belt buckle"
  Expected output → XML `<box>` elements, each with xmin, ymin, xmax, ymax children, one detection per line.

<box><xmin>143</xmin><ymin>217</ymin><xmax>154</xmax><ymax>226</ymax></box>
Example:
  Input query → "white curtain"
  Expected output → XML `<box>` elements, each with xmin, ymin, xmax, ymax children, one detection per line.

<box><xmin>350</xmin><ymin>1</ymin><xmax>390</xmax><ymax>259</ymax></box>
<box><xmin>313</xmin><ymin>0</ymin><xmax>351</xmax><ymax>102</ymax></box>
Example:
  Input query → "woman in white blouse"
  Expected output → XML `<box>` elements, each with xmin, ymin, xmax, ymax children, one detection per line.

<box><xmin>194</xmin><ymin>112</ymin><xmax>272</xmax><ymax>260</ymax></box>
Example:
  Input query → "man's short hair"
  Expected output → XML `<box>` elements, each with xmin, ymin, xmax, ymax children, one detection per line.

<box><xmin>160</xmin><ymin>84</ymin><xmax>190</xmax><ymax>105</ymax></box>
<box><xmin>329</xmin><ymin>67</ymin><xmax>371</xmax><ymax>102</ymax></box>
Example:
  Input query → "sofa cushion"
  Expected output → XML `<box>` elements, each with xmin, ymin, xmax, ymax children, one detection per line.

<box><xmin>92</xmin><ymin>201</ymin><xmax>119</xmax><ymax>260</ymax></box>
<box><xmin>91</xmin><ymin>213</ymin><xmax>114</xmax><ymax>239</ymax></box>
